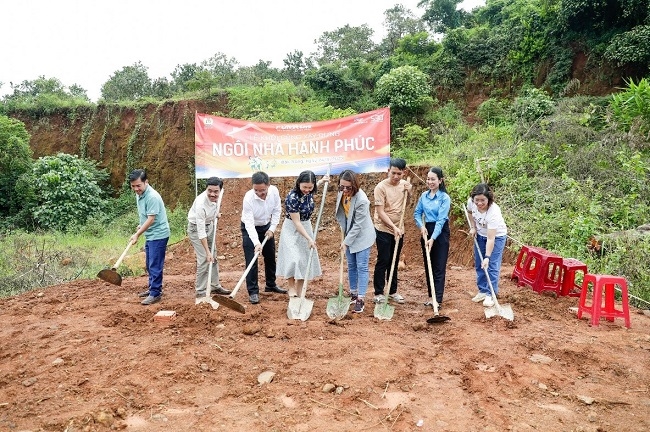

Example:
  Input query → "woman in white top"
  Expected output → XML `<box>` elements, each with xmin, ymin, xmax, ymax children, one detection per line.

<box><xmin>467</xmin><ymin>183</ymin><xmax>508</xmax><ymax>307</ymax></box>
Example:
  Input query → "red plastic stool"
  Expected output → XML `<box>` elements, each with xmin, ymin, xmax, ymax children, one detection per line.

<box><xmin>511</xmin><ymin>246</ymin><xmax>563</xmax><ymax>295</ymax></box>
<box><xmin>577</xmin><ymin>274</ymin><xmax>631</xmax><ymax>328</ymax></box>
<box><xmin>560</xmin><ymin>258</ymin><xmax>588</xmax><ymax>297</ymax></box>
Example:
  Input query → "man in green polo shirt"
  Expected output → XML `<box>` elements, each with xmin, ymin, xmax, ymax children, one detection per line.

<box><xmin>128</xmin><ymin>169</ymin><xmax>170</xmax><ymax>305</ymax></box>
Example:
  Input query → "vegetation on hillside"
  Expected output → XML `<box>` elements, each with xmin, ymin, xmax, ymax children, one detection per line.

<box><xmin>0</xmin><ymin>0</ymin><xmax>649</xmax><ymax>301</ymax></box>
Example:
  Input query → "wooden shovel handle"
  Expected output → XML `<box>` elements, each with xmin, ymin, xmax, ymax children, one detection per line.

<box><xmin>382</xmin><ymin>177</ymin><xmax>410</xmax><ymax>298</ymax></box>
<box><xmin>205</xmin><ymin>189</ymin><xmax>225</xmax><ymax>295</ymax></box>
<box><xmin>229</xmin><ymin>236</ymin><xmax>269</xmax><ymax>298</ymax></box>
<box><xmin>112</xmin><ymin>239</ymin><xmax>135</xmax><ymax>270</ymax></box>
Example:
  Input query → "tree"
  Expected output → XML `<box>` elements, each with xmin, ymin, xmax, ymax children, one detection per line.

<box><xmin>100</xmin><ymin>61</ymin><xmax>152</xmax><ymax>102</ymax></box>
<box><xmin>171</xmin><ymin>63</ymin><xmax>201</xmax><ymax>93</ymax></box>
<box><xmin>282</xmin><ymin>50</ymin><xmax>314</xmax><ymax>84</ymax></box>
<box><xmin>304</xmin><ymin>64</ymin><xmax>363</xmax><ymax>109</ymax></box>
<box><xmin>380</xmin><ymin>4</ymin><xmax>426</xmax><ymax>54</ymax></box>
<box><xmin>314</xmin><ymin>24</ymin><xmax>377</xmax><ymax>65</ymax></box>
<box><xmin>200</xmin><ymin>52</ymin><xmax>239</xmax><ymax>88</ymax></box>
<box><xmin>4</xmin><ymin>76</ymin><xmax>89</xmax><ymax>103</ymax></box>
<box><xmin>29</xmin><ymin>153</ymin><xmax>109</xmax><ymax>231</ymax></box>
<box><xmin>0</xmin><ymin>115</ymin><xmax>32</xmax><ymax>218</ymax></box>
<box><xmin>151</xmin><ymin>77</ymin><xmax>173</xmax><ymax>99</ymax></box>
<box><xmin>235</xmin><ymin>60</ymin><xmax>283</xmax><ymax>86</ymax></box>
<box><xmin>419</xmin><ymin>0</ymin><xmax>467</xmax><ymax>33</ymax></box>
<box><xmin>374</xmin><ymin>65</ymin><xmax>432</xmax><ymax>110</ymax></box>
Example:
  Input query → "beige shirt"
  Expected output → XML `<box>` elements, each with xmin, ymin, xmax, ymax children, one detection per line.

<box><xmin>373</xmin><ymin>178</ymin><xmax>408</xmax><ymax>233</ymax></box>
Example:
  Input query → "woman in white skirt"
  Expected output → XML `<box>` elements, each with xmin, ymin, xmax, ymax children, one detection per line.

<box><xmin>277</xmin><ymin>170</ymin><xmax>329</xmax><ymax>297</ymax></box>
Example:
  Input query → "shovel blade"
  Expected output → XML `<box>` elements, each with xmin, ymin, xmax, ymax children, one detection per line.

<box><xmin>195</xmin><ymin>297</ymin><xmax>220</xmax><ymax>310</ymax></box>
<box><xmin>373</xmin><ymin>302</ymin><xmax>395</xmax><ymax>320</ymax></box>
<box><xmin>326</xmin><ymin>295</ymin><xmax>351</xmax><ymax>319</ymax></box>
<box><xmin>427</xmin><ymin>314</ymin><xmax>451</xmax><ymax>324</ymax></box>
<box><xmin>97</xmin><ymin>268</ymin><xmax>122</xmax><ymax>286</ymax></box>
<box><xmin>484</xmin><ymin>303</ymin><xmax>514</xmax><ymax>321</ymax></box>
<box><xmin>212</xmin><ymin>295</ymin><xmax>245</xmax><ymax>314</ymax></box>
<box><xmin>287</xmin><ymin>297</ymin><xmax>314</xmax><ymax>321</ymax></box>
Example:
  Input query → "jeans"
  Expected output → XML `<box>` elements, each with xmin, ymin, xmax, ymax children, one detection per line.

<box><xmin>145</xmin><ymin>237</ymin><xmax>168</xmax><ymax>297</ymax></box>
<box><xmin>345</xmin><ymin>245</ymin><xmax>371</xmax><ymax>298</ymax></box>
<box><xmin>241</xmin><ymin>222</ymin><xmax>277</xmax><ymax>295</ymax></box>
<box><xmin>420</xmin><ymin>221</ymin><xmax>450</xmax><ymax>304</ymax></box>
<box><xmin>373</xmin><ymin>229</ymin><xmax>404</xmax><ymax>296</ymax></box>
<box><xmin>188</xmin><ymin>222</ymin><xmax>221</xmax><ymax>295</ymax></box>
<box><xmin>474</xmin><ymin>234</ymin><xmax>506</xmax><ymax>296</ymax></box>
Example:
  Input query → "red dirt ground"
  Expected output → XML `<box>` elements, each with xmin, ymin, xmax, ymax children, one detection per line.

<box><xmin>2</xmin><ymin>172</ymin><xmax>650</xmax><ymax>432</ymax></box>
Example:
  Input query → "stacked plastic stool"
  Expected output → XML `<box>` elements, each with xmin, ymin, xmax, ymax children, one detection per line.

<box><xmin>577</xmin><ymin>274</ymin><xmax>631</xmax><ymax>328</ymax></box>
<box><xmin>560</xmin><ymin>258</ymin><xmax>588</xmax><ymax>297</ymax></box>
<box><xmin>511</xmin><ymin>245</ymin><xmax>563</xmax><ymax>295</ymax></box>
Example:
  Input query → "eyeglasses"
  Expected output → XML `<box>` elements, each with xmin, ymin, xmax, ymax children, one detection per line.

<box><xmin>338</xmin><ymin>185</ymin><xmax>353</xmax><ymax>191</ymax></box>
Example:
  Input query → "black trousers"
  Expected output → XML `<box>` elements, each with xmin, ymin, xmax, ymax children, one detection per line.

<box><xmin>420</xmin><ymin>221</ymin><xmax>450</xmax><ymax>304</ymax></box>
<box><xmin>373</xmin><ymin>229</ymin><xmax>404</xmax><ymax>296</ymax></box>
<box><xmin>241</xmin><ymin>222</ymin><xmax>277</xmax><ymax>295</ymax></box>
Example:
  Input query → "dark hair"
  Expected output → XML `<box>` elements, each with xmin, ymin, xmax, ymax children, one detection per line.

<box><xmin>470</xmin><ymin>183</ymin><xmax>494</xmax><ymax>207</ymax></box>
<box><xmin>338</xmin><ymin>169</ymin><xmax>360</xmax><ymax>196</ymax></box>
<box><xmin>428</xmin><ymin>167</ymin><xmax>447</xmax><ymax>193</ymax></box>
<box><xmin>293</xmin><ymin>170</ymin><xmax>317</xmax><ymax>196</ymax></box>
<box><xmin>251</xmin><ymin>171</ymin><xmax>270</xmax><ymax>185</ymax></box>
<box><xmin>206</xmin><ymin>177</ymin><xmax>223</xmax><ymax>189</ymax></box>
<box><xmin>389</xmin><ymin>157</ymin><xmax>407</xmax><ymax>170</ymax></box>
<box><xmin>128</xmin><ymin>169</ymin><xmax>147</xmax><ymax>182</ymax></box>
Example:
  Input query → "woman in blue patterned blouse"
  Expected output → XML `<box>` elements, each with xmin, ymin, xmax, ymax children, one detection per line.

<box><xmin>277</xmin><ymin>170</ymin><xmax>329</xmax><ymax>297</ymax></box>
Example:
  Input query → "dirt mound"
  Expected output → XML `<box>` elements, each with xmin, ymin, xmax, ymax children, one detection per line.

<box><xmin>1</xmin><ymin>172</ymin><xmax>650</xmax><ymax>431</ymax></box>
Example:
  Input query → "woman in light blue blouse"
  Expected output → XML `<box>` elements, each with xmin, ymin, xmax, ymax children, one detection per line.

<box><xmin>414</xmin><ymin>167</ymin><xmax>451</xmax><ymax>307</ymax></box>
<box><xmin>276</xmin><ymin>170</ymin><xmax>329</xmax><ymax>297</ymax></box>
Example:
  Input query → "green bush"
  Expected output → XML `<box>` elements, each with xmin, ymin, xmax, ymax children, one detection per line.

<box><xmin>511</xmin><ymin>87</ymin><xmax>555</xmax><ymax>122</ymax></box>
<box><xmin>0</xmin><ymin>116</ymin><xmax>32</xmax><ymax>220</ymax></box>
<box><xmin>609</xmin><ymin>77</ymin><xmax>650</xmax><ymax>136</ymax></box>
<box><xmin>29</xmin><ymin>153</ymin><xmax>110</xmax><ymax>231</ymax></box>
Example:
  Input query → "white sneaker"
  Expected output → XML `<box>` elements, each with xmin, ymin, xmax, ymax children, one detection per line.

<box><xmin>389</xmin><ymin>293</ymin><xmax>405</xmax><ymax>304</ymax></box>
<box><xmin>483</xmin><ymin>296</ymin><xmax>495</xmax><ymax>307</ymax></box>
<box><xmin>373</xmin><ymin>294</ymin><xmax>386</xmax><ymax>304</ymax></box>
<box><xmin>472</xmin><ymin>292</ymin><xmax>487</xmax><ymax>302</ymax></box>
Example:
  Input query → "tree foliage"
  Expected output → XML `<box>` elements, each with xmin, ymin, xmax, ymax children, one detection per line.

<box><xmin>419</xmin><ymin>0</ymin><xmax>467</xmax><ymax>33</ymax></box>
<box><xmin>100</xmin><ymin>61</ymin><xmax>152</xmax><ymax>101</ymax></box>
<box><xmin>314</xmin><ymin>24</ymin><xmax>377</xmax><ymax>65</ymax></box>
<box><xmin>375</xmin><ymin>65</ymin><xmax>433</xmax><ymax>111</ymax></box>
<box><xmin>380</xmin><ymin>5</ymin><xmax>426</xmax><ymax>54</ymax></box>
<box><xmin>0</xmin><ymin>116</ymin><xmax>32</xmax><ymax>219</ymax></box>
<box><xmin>29</xmin><ymin>153</ymin><xmax>109</xmax><ymax>231</ymax></box>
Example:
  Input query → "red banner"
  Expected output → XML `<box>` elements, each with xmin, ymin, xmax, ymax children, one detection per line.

<box><xmin>194</xmin><ymin>108</ymin><xmax>390</xmax><ymax>178</ymax></box>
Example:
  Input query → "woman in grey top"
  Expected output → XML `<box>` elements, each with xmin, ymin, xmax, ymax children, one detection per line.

<box><xmin>334</xmin><ymin>170</ymin><xmax>376</xmax><ymax>313</ymax></box>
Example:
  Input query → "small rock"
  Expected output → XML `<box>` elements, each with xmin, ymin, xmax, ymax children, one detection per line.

<box><xmin>200</xmin><ymin>363</ymin><xmax>209</xmax><ymax>371</ymax></box>
<box><xmin>243</xmin><ymin>324</ymin><xmax>261</xmax><ymax>335</ymax></box>
<box><xmin>577</xmin><ymin>395</ymin><xmax>595</xmax><ymax>405</ymax></box>
<box><xmin>587</xmin><ymin>412</ymin><xmax>597</xmax><ymax>422</ymax></box>
<box><xmin>529</xmin><ymin>354</ymin><xmax>553</xmax><ymax>364</ymax></box>
<box><xmin>258</xmin><ymin>371</ymin><xmax>275</xmax><ymax>384</ymax></box>
<box><xmin>94</xmin><ymin>411</ymin><xmax>114</xmax><ymax>427</ymax></box>
<box><xmin>538</xmin><ymin>383</ymin><xmax>548</xmax><ymax>390</ymax></box>
<box><xmin>22</xmin><ymin>377</ymin><xmax>37</xmax><ymax>387</ymax></box>
<box><xmin>322</xmin><ymin>383</ymin><xmax>336</xmax><ymax>393</ymax></box>
<box><xmin>217</xmin><ymin>255</ymin><xmax>226</xmax><ymax>260</ymax></box>
<box><xmin>151</xmin><ymin>413</ymin><xmax>168</xmax><ymax>422</ymax></box>
<box><xmin>52</xmin><ymin>358</ymin><xmax>64</xmax><ymax>366</ymax></box>
<box><xmin>335</xmin><ymin>386</ymin><xmax>344</xmax><ymax>395</ymax></box>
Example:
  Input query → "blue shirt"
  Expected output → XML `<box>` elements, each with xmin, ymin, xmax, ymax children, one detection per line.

<box><xmin>136</xmin><ymin>185</ymin><xmax>170</xmax><ymax>241</ymax></box>
<box><xmin>414</xmin><ymin>189</ymin><xmax>451</xmax><ymax>240</ymax></box>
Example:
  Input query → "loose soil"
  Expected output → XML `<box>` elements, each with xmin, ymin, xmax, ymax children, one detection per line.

<box><xmin>2</xmin><ymin>173</ymin><xmax>650</xmax><ymax>432</ymax></box>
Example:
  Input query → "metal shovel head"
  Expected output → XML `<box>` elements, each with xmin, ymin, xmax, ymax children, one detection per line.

<box><xmin>373</xmin><ymin>301</ymin><xmax>395</xmax><ymax>320</ymax></box>
<box><xmin>97</xmin><ymin>268</ymin><xmax>122</xmax><ymax>286</ymax></box>
<box><xmin>195</xmin><ymin>297</ymin><xmax>220</xmax><ymax>310</ymax></box>
<box><xmin>287</xmin><ymin>296</ymin><xmax>314</xmax><ymax>321</ymax></box>
<box><xmin>212</xmin><ymin>295</ymin><xmax>246</xmax><ymax>314</ymax></box>
<box><xmin>427</xmin><ymin>314</ymin><xmax>451</xmax><ymax>324</ymax></box>
<box><xmin>326</xmin><ymin>294</ymin><xmax>351</xmax><ymax>320</ymax></box>
<box><xmin>484</xmin><ymin>303</ymin><xmax>514</xmax><ymax>321</ymax></box>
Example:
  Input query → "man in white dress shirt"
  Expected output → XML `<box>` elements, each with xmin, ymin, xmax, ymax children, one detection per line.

<box><xmin>241</xmin><ymin>171</ymin><xmax>287</xmax><ymax>304</ymax></box>
<box><xmin>187</xmin><ymin>177</ymin><xmax>231</xmax><ymax>301</ymax></box>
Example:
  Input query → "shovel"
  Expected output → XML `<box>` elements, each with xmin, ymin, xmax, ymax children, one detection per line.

<box><xmin>374</xmin><ymin>178</ymin><xmax>410</xmax><ymax>321</ymax></box>
<box><xmin>97</xmin><ymin>239</ymin><xmax>135</xmax><ymax>286</ymax></box>
<box><xmin>213</xmin><ymin>236</ymin><xmax>270</xmax><ymax>314</ymax></box>
<box><xmin>421</xmin><ymin>215</ymin><xmax>451</xmax><ymax>324</ymax></box>
<box><xmin>462</xmin><ymin>204</ymin><xmax>514</xmax><ymax>321</ymax></box>
<box><xmin>326</xmin><ymin>229</ymin><xmax>350</xmax><ymax>319</ymax></box>
<box><xmin>195</xmin><ymin>189</ymin><xmax>225</xmax><ymax>310</ymax></box>
<box><xmin>288</xmin><ymin>165</ymin><xmax>330</xmax><ymax>321</ymax></box>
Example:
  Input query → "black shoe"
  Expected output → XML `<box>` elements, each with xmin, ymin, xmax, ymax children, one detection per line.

<box><xmin>249</xmin><ymin>294</ymin><xmax>260</xmax><ymax>304</ymax></box>
<box><xmin>138</xmin><ymin>290</ymin><xmax>150</xmax><ymax>298</ymax></box>
<box><xmin>212</xmin><ymin>286</ymin><xmax>232</xmax><ymax>295</ymax></box>
<box><xmin>264</xmin><ymin>286</ymin><xmax>288</xmax><ymax>294</ymax></box>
